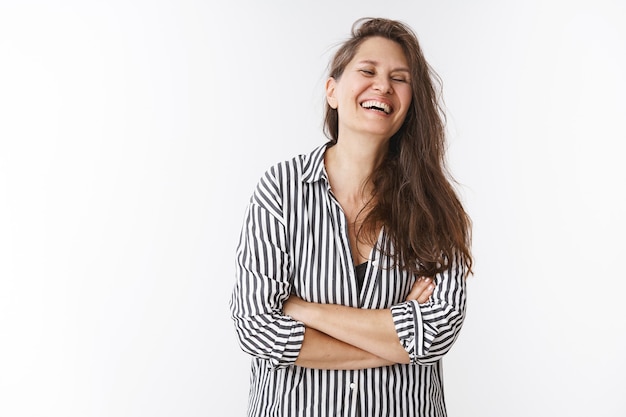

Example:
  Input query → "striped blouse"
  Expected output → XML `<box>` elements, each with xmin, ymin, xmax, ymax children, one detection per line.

<box><xmin>229</xmin><ymin>143</ymin><xmax>467</xmax><ymax>417</ymax></box>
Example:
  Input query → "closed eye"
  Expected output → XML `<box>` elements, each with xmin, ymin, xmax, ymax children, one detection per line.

<box><xmin>359</xmin><ymin>69</ymin><xmax>375</xmax><ymax>76</ymax></box>
<box><xmin>391</xmin><ymin>73</ymin><xmax>410</xmax><ymax>83</ymax></box>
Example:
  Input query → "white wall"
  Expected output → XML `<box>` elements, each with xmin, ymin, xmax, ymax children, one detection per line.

<box><xmin>1</xmin><ymin>1</ymin><xmax>624</xmax><ymax>416</ymax></box>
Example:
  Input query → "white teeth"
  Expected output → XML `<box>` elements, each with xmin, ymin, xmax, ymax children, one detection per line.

<box><xmin>361</xmin><ymin>100</ymin><xmax>391</xmax><ymax>114</ymax></box>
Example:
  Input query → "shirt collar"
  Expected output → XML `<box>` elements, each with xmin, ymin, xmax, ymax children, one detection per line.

<box><xmin>301</xmin><ymin>142</ymin><xmax>331</xmax><ymax>184</ymax></box>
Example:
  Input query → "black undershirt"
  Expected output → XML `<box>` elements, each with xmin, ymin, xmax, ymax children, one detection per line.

<box><xmin>355</xmin><ymin>262</ymin><xmax>367</xmax><ymax>293</ymax></box>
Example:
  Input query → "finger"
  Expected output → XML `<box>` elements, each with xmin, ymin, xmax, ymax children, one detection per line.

<box><xmin>405</xmin><ymin>277</ymin><xmax>432</xmax><ymax>301</ymax></box>
<box><xmin>416</xmin><ymin>282</ymin><xmax>434</xmax><ymax>304</ymax></box>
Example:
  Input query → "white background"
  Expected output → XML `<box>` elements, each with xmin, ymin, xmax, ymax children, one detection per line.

<box><xmin>1</xmin><ymin>0</ymin><xmax>625</xmax><ymax>416</ymax></box>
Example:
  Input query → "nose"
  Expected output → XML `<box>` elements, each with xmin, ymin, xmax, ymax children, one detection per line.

<box><xmin>373</xmin><ymin>75</ymin><xmax>393</xmax><ymax>94</ymax></box>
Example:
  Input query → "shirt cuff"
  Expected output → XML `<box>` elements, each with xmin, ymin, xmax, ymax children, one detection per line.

<box><xmin>390</xmin><ymin>300</ymin><xmax>423</xmax><ymax>364</ymax></box>
<box><xmin>268</xmin><ymin>318</ymin><xmax>306</xmax><ymax>369</ymax></box>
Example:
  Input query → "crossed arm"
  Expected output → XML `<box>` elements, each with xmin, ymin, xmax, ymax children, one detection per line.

<box><xmin>283</xmin><ymin>277</ymin><xmax>436</xmax><ymax>370</ymax></box>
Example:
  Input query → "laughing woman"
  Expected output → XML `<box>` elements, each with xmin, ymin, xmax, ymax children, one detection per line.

<box><xmin>229</xmin><ymin>17</ymin><xmax>473</xmax><ymax>417</ymax></box>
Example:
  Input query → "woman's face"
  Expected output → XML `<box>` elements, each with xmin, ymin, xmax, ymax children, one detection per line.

<box><xmin>326</xmin><ymin>36</ymin><xmax>413</xmax><ymax>143</ymax></box>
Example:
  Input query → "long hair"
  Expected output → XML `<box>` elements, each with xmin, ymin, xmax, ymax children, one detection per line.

<box><xmin>324</xmin><ymin>17</ymin><xmax>473</xmax><ymax>277</ymax></box>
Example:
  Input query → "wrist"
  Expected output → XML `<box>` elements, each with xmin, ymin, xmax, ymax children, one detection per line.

<box><xmin>284</xmin><ymin>296</ymin><xmax>310</xmax><ymax>323</ymax></box>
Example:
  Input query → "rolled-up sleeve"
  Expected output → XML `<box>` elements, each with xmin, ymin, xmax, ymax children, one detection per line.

<box><xmin>390</xmin><ymin>256</ymin><xmax>467</xmax><ymax>365</ymax></box>
<box><xmin>229</xmin><ymin>173</ymin><xmax>305</xmax><ymax>370</ymax></box>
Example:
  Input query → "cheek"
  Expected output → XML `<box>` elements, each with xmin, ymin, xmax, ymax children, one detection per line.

<box><xmin>401</xmin><ymin>88</ymin><xmax>413</xmax><ymax>105</ymax></box>
<box><xmin>398</xmin><ymin>95</ymin><xmax>412</xmax><ymax>121</ymax></box>
<box><xmin>401</xmin><ymin>95</ymin><xmax>413</xmax><ymax>116</ymax></box>
<box><xmin>349</xmin><ymin>85</ymin><xmax>361</xmax><ymax>98</ymax></box>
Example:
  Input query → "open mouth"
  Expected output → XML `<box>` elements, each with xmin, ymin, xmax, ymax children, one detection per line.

<box><xmin>360</xmin><ymin>100</ymin><xmax>391</xmax><ymax>115</ymax></box>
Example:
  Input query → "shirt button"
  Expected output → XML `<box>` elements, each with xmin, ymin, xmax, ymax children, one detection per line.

<box><xmin>349</xmin><ymin>383</ymin><xmax>356</xmax><ymax>389</ymax></box>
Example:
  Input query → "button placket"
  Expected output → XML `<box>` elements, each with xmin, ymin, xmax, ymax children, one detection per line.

<box><xmin>348</xmin><ymin>374</ymin><xmax>360</xmax><ymax>417</ymax></box>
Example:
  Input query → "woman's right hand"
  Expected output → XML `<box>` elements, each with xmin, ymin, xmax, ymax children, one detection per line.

<box><xmin>405</xmin><ymin>277</ymin><xmax>435</xmax><ymax>303</ymax></box>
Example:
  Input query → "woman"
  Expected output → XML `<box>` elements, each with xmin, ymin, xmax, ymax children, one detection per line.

<box><xmin>230</xmin><ymin>17</ymin><xmax>473</xmax><ymax>417</ymax></box>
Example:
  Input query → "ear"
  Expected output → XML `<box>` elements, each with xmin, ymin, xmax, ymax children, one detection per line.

<box><xmin>325</xmin><ymin>77</ymin><xmax>338</xmax><ymax>109</ymax></box>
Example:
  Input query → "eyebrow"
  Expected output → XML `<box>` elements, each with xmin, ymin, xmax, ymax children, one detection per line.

<box><xmin>356</xmin><ymin>59</ymin><xmax>410</xmax><ymax>72</ymax></box>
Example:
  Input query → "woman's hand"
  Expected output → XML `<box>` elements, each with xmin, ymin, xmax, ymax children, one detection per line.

<box><xmin>283</xmin><ymin>295</ymin><xmax>308</xmax><ymax>322</ymax></box>
<box><xmin>405</xmin><ymin>277</ymin><xmax>435</xmax><ymax>303</ymax></box>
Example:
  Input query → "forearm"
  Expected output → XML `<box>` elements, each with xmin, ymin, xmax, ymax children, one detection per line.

<box><xmin>295</xmin><ymin>327</ymin><xmax>394</xmax><ymax>370</ymax></box>
<box><xmin>287</xmin><ymin>299</ymin><xmax>410</xmax><ymax>364</ymax></box>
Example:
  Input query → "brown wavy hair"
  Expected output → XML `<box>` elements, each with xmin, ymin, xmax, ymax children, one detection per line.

<box><xmin>324</xmin><ymin>17</ymin><xmax>473</xmax><ymax>277</ymax></box>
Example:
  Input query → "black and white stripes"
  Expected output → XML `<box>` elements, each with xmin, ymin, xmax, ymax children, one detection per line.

<box><xmin>230</xmin><ymin>143</ymin><xmax>467</xmax><ymax>417</ymax></box>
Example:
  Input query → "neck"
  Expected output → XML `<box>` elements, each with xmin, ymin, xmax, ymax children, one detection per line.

<box><xmin>324</xmin><ymin>136</ymin><xmax>388</xmax><ymax>200</ymax></box>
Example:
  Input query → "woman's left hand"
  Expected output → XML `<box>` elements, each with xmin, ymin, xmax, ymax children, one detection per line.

<box><xmin>405</xmin><ymin>277</ymin><xmax>435</xmax><ymax>303</ymax></box>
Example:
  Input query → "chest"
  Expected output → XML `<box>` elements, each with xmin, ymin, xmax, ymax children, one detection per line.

<box><xmin>283</xmin><ymin>183</ymin><xmax>415</xmax><ymax>307</ymax></box>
